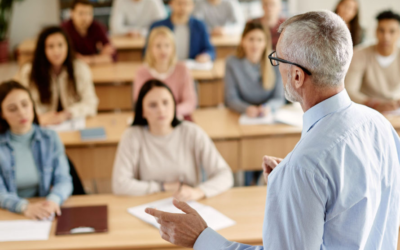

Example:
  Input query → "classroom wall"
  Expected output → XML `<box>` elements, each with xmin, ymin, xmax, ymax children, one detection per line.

<box><xmin>8</xmin><ymin>0</ymin><xmax>60</xmax><ymax>54</ymax></box>
<box><xmin>289</xmin><ymin>0</ymin><xmax>400</xmax><ymax>44</ymax></box>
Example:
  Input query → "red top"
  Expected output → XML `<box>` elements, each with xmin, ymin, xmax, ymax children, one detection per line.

<box><xmin>62</xmin><ymin>19</ymin><xmax>111</xmax><ymax>56</ymax></box>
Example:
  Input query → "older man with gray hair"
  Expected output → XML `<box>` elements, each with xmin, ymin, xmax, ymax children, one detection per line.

<box><xmin>146</xmin><ymin>10</ymin><xmax>400</xmax><ymax>250</ymax></box>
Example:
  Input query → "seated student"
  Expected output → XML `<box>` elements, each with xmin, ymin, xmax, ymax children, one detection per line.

<box><xmin>16</xmin><ymin>26</ymin><xmax>98</xmax><ymax>126</ymax></box>
<box><xmin>134</xmin><ymin>27</ymin><xmax>197</xmax><ymax>119</ymax></box>
<box><xmin>148</xmin><ymin>0</ymin><xmax>215</xmax><ymax>62</ymax></box>
<box><xmin>334</xmin><ymin>0</ymin><xmax>363</xmax><ymax>46</ymax></box>
<box><xmin>112</xmin><ymin>80</ymin><xmax>233</xmax><ymax>201</ymax></box>
<box><xmin>225</xmin><ymin>22</ymin><xmax>284</xmax><ymax>118</ymax></box>
<box><xmin>110</xmin><ymin>0</ymin><xmax>167</xmax><ymax>37</ymax></box>
<box><xmin>0</xmin><ymin>80</ymin><xmax>72</xmax><ymax>220</ymax></box>
<box><xmin>62</xmin><ymin>0</ymin><xmax>115</xmax><ymax>65</ymax></box>
<box><xmin>225</xmin><ymin>22</ymin><xmax>283</xmax><ymax>186</ymax></box>
<box><xmin>193</xmin><ymin>0</ymin><xmax>244</xmax><ymax>36</ymax></box>
<box><xmin>250</xmin><ymin>0</ymin><xmax>286</xmax><ymax>50</ymax></box>
<box><xmin>346</xmin><ymin>10</ymin><xmax>400</xmax><ymax>112</ymax></box>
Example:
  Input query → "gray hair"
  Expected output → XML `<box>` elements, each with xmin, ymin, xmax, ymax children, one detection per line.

<box><xmin>278</xmin><ymin>10</ymin><xmax>353</xmax><ymax>87</ymax></box>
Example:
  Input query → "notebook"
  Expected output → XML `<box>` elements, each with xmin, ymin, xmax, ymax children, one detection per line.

<box><xmin>80</xmin><ymin>127</ymin><xmax>106</xmax><ymax>141</ymax></box>
<box><xmin>56</xmin><ymin>205</ymin><xmax>108</xmax><ymax>236</ymax></box>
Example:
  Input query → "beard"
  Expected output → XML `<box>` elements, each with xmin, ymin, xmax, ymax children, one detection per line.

<box><xmin>284</xmin><ymin>72</ymin><xmax>302</xmax><ymax>103</ymax></box>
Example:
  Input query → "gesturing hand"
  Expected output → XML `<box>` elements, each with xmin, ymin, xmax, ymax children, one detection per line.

<box><xmin>145</xmin><ymin>199</ymin><xmax>208</xmax><ymax>248</ymax></box>
<box><xmin>262</xmin><ymin>155</ymin><xmax>283</xmax><ymax>184</ymax></box>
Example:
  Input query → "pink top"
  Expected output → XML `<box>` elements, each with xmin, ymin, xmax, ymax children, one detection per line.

<box><xmin>133</xmin><ymin>62</ymin><xmax>197</xmax><ymax>117</ymax></box>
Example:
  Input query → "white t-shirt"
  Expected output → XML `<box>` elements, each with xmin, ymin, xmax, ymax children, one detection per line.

<box><xmin>174</xmin><ymin>24</ymin><xmax>190</xmax><ymax>60</ymax></box>
<box><xmin>375</xmin><ymin>51</ymin><xmax>398</xmax><ymax>68</ymax></box>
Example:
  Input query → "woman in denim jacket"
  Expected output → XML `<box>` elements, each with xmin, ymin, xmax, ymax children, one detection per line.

<box><xmin>0</xmin><ymin>80</ymin><xmax>72</xmax><ymax>220</ymax></box>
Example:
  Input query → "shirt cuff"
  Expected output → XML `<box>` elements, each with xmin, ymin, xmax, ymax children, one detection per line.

<box><xmin>46</xmin><ymin>193</ymin><xmax>62</xmax><ymax>205</ymax></box>
<box><xmin>16</xmin><ymin>199</ymin><xmax>29</xmax><ymax>214</ymax></box>
<box><xmin>193</xmin><ymin>227</ymin><xmax>229</xmax><ymax>250</ymax></box>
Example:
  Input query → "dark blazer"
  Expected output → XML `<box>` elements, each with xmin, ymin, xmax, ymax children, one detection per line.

<box><xmin>147</xmin><ymin>16</ymin><xmax>216</xmax><ymax>60</ymax></box>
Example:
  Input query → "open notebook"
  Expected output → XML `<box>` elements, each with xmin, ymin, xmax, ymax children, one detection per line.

<box><xmin>128</xmin><ymin>198</ymin><xmax>235</xmax><ymax>231</ymax></box>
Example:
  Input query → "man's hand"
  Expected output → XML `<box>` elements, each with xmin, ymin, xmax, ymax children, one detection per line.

<box><xmin>262</xmin><ymin>156</ymin><xmax>283</xmax><ymax>184</ymax></box>
<box><xmin>145</xmin><ymin>199</ymin><xmax>208</xmax><ymax>248</ymax></box>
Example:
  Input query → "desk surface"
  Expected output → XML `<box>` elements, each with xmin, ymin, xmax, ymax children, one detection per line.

<box><xmin>58</xmin><ymin>107</ymin><xmax>400</xmax><ymax>147</ymax></box>
<box><xmin>90</xmin><ymin>60</ymin><xmax>226</xmax><ymax>84</ymax></box>
<box><xmin>18</xmin><ymin>35</ymin><xmax>241</xmax><ymax>53</ymax></box>
<box><xmin>0</xmin><ymin>187</ymin><xmax>265</xmax><ymax>250</ymax></box>
<box><xmin>59</xmin><ymin>108</ymin><xmax>308</xmax><ymax>146</ymax></box>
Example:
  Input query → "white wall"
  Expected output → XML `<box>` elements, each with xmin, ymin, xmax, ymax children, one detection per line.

<box><xmin>289</xmin><ymin>0</ymin><xmax>400</xmax><ymax>44</ymax></box>
<box><xmin>8</xmin><ymin>0</ymin><xmax>60</xmax><ymax>53</ymax></box>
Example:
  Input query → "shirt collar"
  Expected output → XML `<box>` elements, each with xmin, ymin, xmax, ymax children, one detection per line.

<box><xmin>302</xmin><ymin>89</ymin><xmax>352</xmax><ymax>137</ymax></box>
<box><xmin>0</xmin><ymin>124</ymin><xmax>42</xmax><ymax>145</ymax></box>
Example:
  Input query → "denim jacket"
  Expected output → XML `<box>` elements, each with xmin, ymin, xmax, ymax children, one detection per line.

<box><xmin>0</xmin><ymin>125</ymin><xmax>73</xmax><ymax>213</ymax></box>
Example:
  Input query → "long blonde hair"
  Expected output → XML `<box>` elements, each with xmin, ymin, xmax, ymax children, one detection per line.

<box><xmin>145</xmin><ymin>27</ymin><xmax>178</xmax><ymax>69</ymax></box>
<box><xmin>236</xmin><ymin>22</ymin><xmax>276</xmax><ymax>90</ymax></box>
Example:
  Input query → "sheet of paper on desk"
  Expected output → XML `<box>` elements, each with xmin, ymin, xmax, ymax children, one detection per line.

<box><xmin>185</xmin><ymin>60</ymin><xmax>214</xmax><ymax>71</ymax></box>
<box><xmin>0</xmin><ymin>220</ymin><xmax>52</xmax><ymax>242</ymax></box>
<box><xmin>128</xmin><ymin>198</ymin><xmax>236</xmax><ymax>231</ymax></box>
<box><xmin>46</xmin><ymin>117</ymin><xmax>86</xmax><ymax>132</ymax></box>
<box><xmin>239</xmin><ymin>113</ymin><xmax>274</xmax><ymax>125</ymax></box>
<box><xmin>274</xmin><ymin>109</ymin><xmax>303</xmax><ymax>127</ymax></box>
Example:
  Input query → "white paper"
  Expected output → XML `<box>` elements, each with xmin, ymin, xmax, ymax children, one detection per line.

<box><xmin>46</xmin><ymin>117</ymin><xmax>86</xmax><ymax>132</ymax></box>
<box><xmin>0</xmin><ymin>220</ymin><xmax>52</xmax><ymax>242</ymax></box>
<box><xmin>128</xmin><ymin>198</ymin><xmax>236</xmax><ymax>231</ymax></box>
<box><xmin>274</xmin><ymin>109</ymin><xmax>303</xmax><ymax>127</ymax></box>
<box><xmin>185</xmin><ymin>60</ymin><xmax>214</xmax><ymax>71</ymax></box>
<box><xmin>239</xmin><ymin>113</ymin><xmax>274</xmax><ymax>125</ymax></box>
<box><xmin>239</xmin><ymin>104</ymin><xmax>303</xmax><ymax>127</ymax></box>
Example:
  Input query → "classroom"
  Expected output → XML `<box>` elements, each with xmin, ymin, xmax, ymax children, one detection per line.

<box><xmin>0</xmin><ymin>0</ymin><xmax>400</xmax><ymax>249</ymax></box>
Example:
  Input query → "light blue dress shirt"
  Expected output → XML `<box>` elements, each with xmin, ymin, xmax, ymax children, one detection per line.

<box><xmin>194</xmin><ymin>90</ymin><xmax>400</xmax><ymax>250</ymax></box>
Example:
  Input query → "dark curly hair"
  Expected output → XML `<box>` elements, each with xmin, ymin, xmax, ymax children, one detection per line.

<box><xmin>376</xmin><ymin>10</ymin><xmax>400</xmax><ymax>24</ymax></box>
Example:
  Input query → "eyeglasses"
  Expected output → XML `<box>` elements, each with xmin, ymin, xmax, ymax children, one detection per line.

<box><xmin>268</xmin><ymin>51</ymin><xmax>312</xmax><ymax>75</ymax></box>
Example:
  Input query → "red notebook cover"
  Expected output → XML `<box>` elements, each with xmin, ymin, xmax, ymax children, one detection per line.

<box><xmin>56</xmin><ymin>205</ymin><xmax>108</xmax><ymax>236</ymax></box>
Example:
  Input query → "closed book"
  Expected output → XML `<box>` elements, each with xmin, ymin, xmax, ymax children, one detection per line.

<box><xmin>56</xmin><ymin>205</ymin><xmax>108</xmax><ymax>236</ymax></box>
<box><xmin>80</xmin><ymin>127</ymin><xmax>106</xmax><ymax>141</ymax></box>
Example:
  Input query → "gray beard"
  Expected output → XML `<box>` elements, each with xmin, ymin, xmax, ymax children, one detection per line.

<box><xmin>284</xmin><ymin>72</ymin><xmax>302</xmax><ymax>103</ymax></box>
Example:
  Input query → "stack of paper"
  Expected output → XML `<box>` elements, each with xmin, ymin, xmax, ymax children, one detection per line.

<box><xmin>185</xmin><ymin>60</ymin><xmax>214</xmax><ymax>71</ymax></box>
<box><xmin>128</xmin><ymin>198</ymin><xmax>236</xmax><ymax>231</ymax></box>
<box><xmin>0</xmin><ymin>220</ymin><xmax>52</xmax><ymax>242</ymax></box>
<box><xmin>46</xmin><ymin>117</ymin><xmax>86</xmax><ymax>132</ymax></box>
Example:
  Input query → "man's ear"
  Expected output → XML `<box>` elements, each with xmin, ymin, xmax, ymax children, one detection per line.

<box><xmin>292</xmin><ymin>66</ymin><xmax>305</xmax><ymax>90</ymax></box>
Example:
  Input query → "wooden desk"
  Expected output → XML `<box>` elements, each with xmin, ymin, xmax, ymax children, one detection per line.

<box><xmin>57</xmin><ymin>108</ymin><xmax>400</xmax><ymax>193</ymax></box>
<box><xmin>17</xmin><ymin>35</ymin><xmax>240</xmax><ymax>65</ymax></box>
<box><xmin>0</xmin><ymin>187</ymin><xmax>265</xmax><ymax>250</ymax></box>
<box><xmin>90</xmin><ymin>60</ymin><xmax>226</xmax><ymax>111</ymax></box>
<box><xmin>60</xmin><ymin>108</ymin><xmax>301</xmax><ymax>192</ymax></box>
